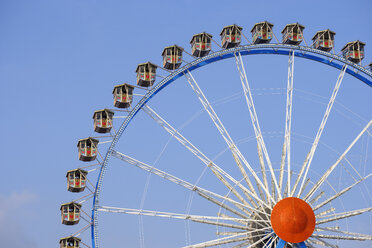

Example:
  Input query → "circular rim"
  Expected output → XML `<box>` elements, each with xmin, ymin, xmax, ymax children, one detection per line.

<box><xmin>91</xmin><ymin>44</ymin><xmax>372</xmax><ymax>247</ymax></box>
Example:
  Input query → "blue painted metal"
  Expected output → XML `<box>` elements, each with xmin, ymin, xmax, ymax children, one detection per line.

<box><xmin>90</xmin><ymin>44</ymin><xmax>372</xmax><ymax>247</ymax></box>
<box><xmin>277</xmin><ymin>238</ymin><xmax>287</xmax><ymax>248</ymax></box>
<box><xmin>297</xmin><ymin>241</ymin><xmax>307</xmax><ymax>248</ymax></box>
<box><xmin>277</xmin><ymin>239</ymin><xmax>308</xmax><ymax>248</ymax></box>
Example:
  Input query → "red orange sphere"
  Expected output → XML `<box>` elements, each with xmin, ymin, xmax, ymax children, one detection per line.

<box><xmin>271</xmin><ymin>197</ymin><xmax>315</xmax><ymax>243</ymax></box>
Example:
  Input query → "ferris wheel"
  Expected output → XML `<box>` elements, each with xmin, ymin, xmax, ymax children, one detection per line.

<box><xmin>60</xmin><ymin>21</ymin><xmax>372</xmax><ymax>248</ymax></box>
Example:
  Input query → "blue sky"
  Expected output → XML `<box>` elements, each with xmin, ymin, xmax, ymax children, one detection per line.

<box><xmin>0</xmin><ymin>0</ymin><xmax>371</xmax><ymax>247</ymax></box>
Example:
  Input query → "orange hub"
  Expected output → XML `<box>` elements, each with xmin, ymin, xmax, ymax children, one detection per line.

<box><xmin>271</xmin><ymin>197</ymin><xmax>315</xmax><ymax>243</ymax></box>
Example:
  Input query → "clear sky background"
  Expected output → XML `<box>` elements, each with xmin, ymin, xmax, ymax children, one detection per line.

<box><xmin>0</xmin><ymin>0</ymin><xmax>371</xmax><ymax>247</ymax></box>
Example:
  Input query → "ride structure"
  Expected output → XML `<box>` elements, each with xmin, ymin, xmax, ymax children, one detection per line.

<box><xmin>60</xmin><ymin>236</ymin><xmax>81</xmax><ymax>248</ymax></box>
<box><xmin>251</xmin><ymin>21</ymin><xmax>274</xmax><ymax>44</ymax></box>
<box><xmin>311</xmin><ymin>29</ymin><xmax>336</xmax><ymax>52</ymax></box>
<box><xmin>281</xmin><ymin>23</ymin><xmax>305</xmax><ymax>45</ymax></box>
<box><xmin>60</xmin><ymin>21</ymin><xmax>372</xmax><ymax>248</ymax></box>
<box><xmin>220</xmin><ymin>24</ymin><xmax>243</xmax><ymax>49</ymax></box>
<box><xmin>190</xmin><ymin>32</ymin><xmax>213</xmax><ymax>57</ymax></box>
<box><xmin>136</xmin><ymin>62</ymin><xmax>157</xmax><ymax>87</ymax></box>
<box><xmin>66</xmin><ymin>169</ymin><xmax>88</xmax><ymax>193</ymax></box>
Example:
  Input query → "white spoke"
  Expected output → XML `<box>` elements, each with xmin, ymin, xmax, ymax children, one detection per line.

<box><xmin>309</xmin><ymin>191</ymin><xmax>324</xmax><ymax>205</ymax></box>
<box><xmin>313</xmin><ymin>173</ymin><xmax>372</xmax><ymax>211</ymax></box>
<box><xmin>267</xmin><ymin>236</ymin><xmax>279</xmax><ymax>248</ymax></box>
<box><xmin>192</xmin><ymin>218</ymin><xmax>263</xmax><ymax>232</ymax></box>
<box><xmin>111</xmin><ymin>150</ymin><xmax>271</xmax><ymax>219</ymax></box>
<box><xmin>217</xmin><ymin>231</ymin><xmax>247</xmax><ymax>236</ymax></box>
<box><xmin>263</xmin><ymin>236</ymin><xmax>278</xmax><ymax>248</ymax></box>
<box><xmin>142</xmin><ymin>104</ymin><xmax>253</xmax><ymax>211</ymax></box>
<box><xmin>201</xmin><ymin>191</ymin><xmax>250</xmax><ymax>219</ymax></box>
<box><xmin>185</xmin><ymin>227</ymin><xmax>272</xmax><ymax>248</ymax></box>
<box><xmin>315</xmin><ymin>207</ymin><xmax>335</xmax><ymax>218</ymax></box>
<box><xmin>235</xmin><ymin>54</ymin><xmax>270</xmax><ymax>204</ymax></box>
<box><xmin>316</xmin><ymin>207</ymin><xmax>372</xmax><ymax>225</ymax></box>
<box><xmin>316</xmin><ymin>227</ymin><xmax>372</xmax><ymax>239</ymax></box>
<box><xmin>232</xmin><ymin>232</ymin><xmax>274</xmax><ymax>248</ymax></box>
<box><xmin>142</xmin><ymin>104</ymin><xmax>270</xmax><ymax>209</ymax></box>
<box><xmin>183</xmin><ymin>233</ymin><xmax>249</xmax><ymax>248</ymax></box>
<box><xmin>315</xmin><ymin>226</ymin><xmax>340</xmax><ymax>232</ymax></box>
<box><xmin>218</xmin><ymin>213</ymin><xmax>257</xmax><ymax>226</ymax></box>
<box><xmin>280</xmin><ymin>50</ymin><xmax>294</xmax><ymax>197</ymax></box>
<box><xmin>283</xmin><ymin>170</ymin><xmax>292</xmax><ymax>198</ymax></box>
<box><xmin>292</xmin><ymin>65</ymin><xmax>347</xmax><ymax>197</ymax></box>
<box><xmin>312</xmin><ymin>234</ymin><xmax>372</xmax><ymax>241</ymax></box>
<box><xmin>231</xmin><ymin>152</ymin><xmax>263</xmax><ymax>208</ymax></box>
<box><xmin>298</xmin><ymin>177</ymin><xmax>311</xmax><ymax>197</ymax></box>
<box><xmin>310</xmin><ymin>237</ymin><xmax>339</xmax><ymax>248</ymax></box>
<box><xmin>184</xmin><ymin>71</ymin><xmax>275</xmax><ymax>205</ymax></box>
<box><xmin>235</xmin><ymin>53</ymin><xmax>281</xmax><ymax>202</ymax></box>
<box><xmin>97</xmin><ymin>206</ymin><xmax>269</xmax><ymax>226</ymax></box>
<box><xmin>304</xmin><ymin>240</ymin><xmax>318</xmax><ymax>248</ymax></box>
<box><xmin>304</xmin><ymin>120</ymin><xmax>372</xmax><ymax>201</ymax></box>
<box><xmin>184</xmin><ymin>70</ymin><xmax>265</xmax><ymax>205</ymax></box>
<box><xmin>218</xmin><ymin>212</ymin><xmax>270</xmax><ymax>229</ymax></box>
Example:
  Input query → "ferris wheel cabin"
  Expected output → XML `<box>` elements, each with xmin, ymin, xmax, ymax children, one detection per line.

<box><xmin>312</xmin><ymin>29</ymin><xmax>336</xmax><ymax>52</ymax></box>
<box><xmin>281</xmin><ymin>23</ymin><xmax>305</xmax><ymax>45</ymax></box>
<box><xmin>113</xmin><ymin>83</ymin><xmax>134</xmax><ymax>108</ymax></box>
<box><xmin>220</xmin><ymin>24</ymin><xmax>242</xmax><ymax>49</ymax></box>
<box><xmin>60</xmin><ymin>202</ymin><xmax>81</xmax><ymax>225</ymax></box>
<box><xmin>60</xmin><ymin>236</ymin><xmax>81</xmax><ymax>248</ymax></box>
<box><xmin>136</xmin><ymin>62</ymin><xmax>157</xmax><ymax>87</ymax></box>
<box><xmin>190</xmin><ymin>32</ymin><xmax>212</xmax><ymax>57</ymax></box>
<box><xmin>162</xmin><ymin>45</ymin><xmax>183</xmax><ymax>70</ymax></box>
<box><xmin>93</xmin><ymin>109</ymin><xmax>114</xmax><ymax>133</ymax></box>
<box><xmin>66</xmin><ymin>169</ymin><xmax>88</xmax><ymax>192</ymax></box>
<box><xmin>77</xmin><ymin>138</ymin><xmax>99</xmax><ymax>162</ymax></box>
<box><xmin>341</xmin><ymin>40</ymin><xmax>365</xmax><ymax>63</ymax></box>
<box><xmin>251</xmin><ymin>21</ymin><xmax>274</xmax><ymax>44</ymax></box>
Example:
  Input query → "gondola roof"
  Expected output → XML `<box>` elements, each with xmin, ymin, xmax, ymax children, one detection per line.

<box><xmin>161</xmin><ymin>45</ymin><xmax>184</xmax><ymax>56</ymax></box>
<box><xmin>135</xmin><ymin>62</ymin><xmax>157</xmax><ymax>73</ymax></box>
<box><xmin>112</xmin><ymin>83</ymin><xmax>134</xmax><ymax>94</ymax></box>
<box><xmin>281</xmin><ymin>23</ymin><xmax>305</xmax><ymax>33</ymax></box>
<box><xmin>312</xmin><ymin>29</ymin><xmax>336</xmax><ymax>40</ymax></box>
<box><xmin>220</xmin><ymin>24</ymin><xmax>243</xmax><ymax>36</ymax></box>
<box><xmin>60</xmin><ymin>201</ymin><xmax>82</xmax><ymax>210</ymax></box>
<box><xmin>77</xmin><ymin>137</ymin><xmax>99</xmax><ymax>146</ymax></box>
<box><xmin>341</xmin><ymin>40</ymin><xmax>366</xmax><ymax>51</ymax></box>
<box><xmin>190</xmin><ymin>32</ymin><xmax>213</xmax><ymax>44</ymax></box>
<box><xmin>59</xmin><ymin>236</ymin><xmax>81</xmax><ymax>242</ymax></box>
<box><xmin>250</xmin><ymin>21</ymin><xmax>274</xmax><ymax>32</ymax></box>
<box><xmin>92</xmin><ymin>109</ymin><xmax>114</xmax><ymax>119</ymax></box>
<box><xmin>66</xmin><ymin>168</ymin><xmax>88</xmax><ymax>177</ymax></box>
